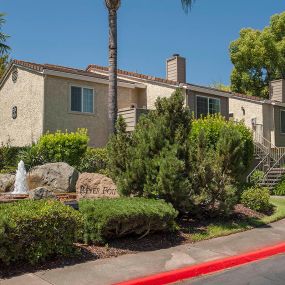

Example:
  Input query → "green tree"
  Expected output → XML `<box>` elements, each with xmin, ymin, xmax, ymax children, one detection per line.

<box><xmin>107</xmin><ymin>115</ymin><xmax>131</xmax><ymax>179</ymax></box>
<box><xmin>108</xmin><ymin>93</ymin><xmax>247</xmax><ymax>215</ymax></box>
<box><xmin>188</xmin><ymin>132</ymin><xmax>237</xmax><ymax>216</ymax></box>
<box><xmin>108</xmin><ymin>89</ymin><xmax>193</xmax><ymax>212</ymax></box>
<box><xmin>104</xmin><ymin>0</ymin><xmax>195</xmax><ymax>135</ymax></box>
<box><xmin>230</xmin><ymin>12</ymin><xmax>285</xmax><ymax>98</ymax></box>
<box><xmin>210</xmin><ymin>82</ymin><xmax>231</xmax><ymax>92</ymax></box>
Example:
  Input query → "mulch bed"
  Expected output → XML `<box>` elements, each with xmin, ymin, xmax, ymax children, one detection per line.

<box><xmin>0</xmin><ymin>204</ymin><xmax>267</xmax><ymax>278</ymax></box>
<box><xmin>233</xmin><ymin>204</ymin><xmax>265</xmax><ymax>219</ymax></box>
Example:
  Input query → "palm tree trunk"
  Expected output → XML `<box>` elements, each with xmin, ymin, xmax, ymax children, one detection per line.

<box><xmin>108</xmin><ymin>8</ymin><xmax>118</xmax><ymax>135</ymax></box>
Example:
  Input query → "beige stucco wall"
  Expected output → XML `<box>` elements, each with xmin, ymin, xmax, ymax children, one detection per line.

<box><xmin>262</xmin><ymin>103</ymin><xmax>275</xmax><ymax>143</ymax></box>
<box><xmin>144</xmin><ymin>83</ymin><xmax>177</xmax><ymax>109</ymax></box>
<box><xmin>0</xmin><ymin>67</ymin><xmax>44</xmax><ymax>146</ymax></box>
<box><xmin>44</xmin><ymin>75</ymin><xmax>141</xmax><ymax>147</ymax></box>
<box><xmin>116</xmin><ymin>75</ymin><xmax>177</xmax><ymax>110</ymax></box>
<box><xmin>229</xmin><ymin>97</ymin><xmax>264</xmax><ymax>130</ymax></box>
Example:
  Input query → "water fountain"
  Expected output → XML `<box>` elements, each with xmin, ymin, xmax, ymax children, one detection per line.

<box><xmin>12</xmin><ymin>160</ymin><xmax>28</xmax><ymax>195</ymax></box>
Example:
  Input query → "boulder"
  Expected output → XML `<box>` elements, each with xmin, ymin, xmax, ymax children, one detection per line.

<box><xmin>0</xmin><ymin>174</ymin><xmax>15</xmax><ymax>193</ymax></box>
<box><xmin>76</xmin><ymin>173</ymin><xmax>119</xmax><ymax>200</ymax></box>
<box><xmin>27</xmin><ymin>162</ymin><xmax>79</xmax><ymax>193</ymax></box>
<box><xmin>29</xmin><ymin>187</ymin><xmax>56</xmax><ymax>200</ymax></box>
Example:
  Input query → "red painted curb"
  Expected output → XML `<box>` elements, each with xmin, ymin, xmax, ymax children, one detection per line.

<box><xmin>114</xmin><ymin>242</ymin><xmax>285</xmax><ymax>285</ymax></box>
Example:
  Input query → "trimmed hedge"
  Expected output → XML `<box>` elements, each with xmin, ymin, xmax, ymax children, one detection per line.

<box><xmin>241</xmin><ymin>187</ymin><xmax>271</xmax><ymax>213</ymax></box>
<box><xmin>0</xmin><ymin>200</ymin><xmax>83</xmax><ymax>265</ymax></box>
<box><xmin>35</xmin><ymin>129</ymin><xmax>89</xmax><ymax>167</ymax></box>
<box><xmin>79</xmin><ymin>198</ymin><xmax>178</xmax><ymax>244</ymax></box>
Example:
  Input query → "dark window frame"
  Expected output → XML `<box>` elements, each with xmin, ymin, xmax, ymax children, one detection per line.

<box><xmin>280</xmin><ymin>110</ymin><xmax>285</xmax><ymax>134</ymax></box>
<box><xmin>70</xmin><ymin>85</ymin><xmax>95</xmax><ymax>114</ymax></box>
<box><xmin>196</xmin><ymin>95</ymin><xmax>221</xmax><ymax>118</ymax></box>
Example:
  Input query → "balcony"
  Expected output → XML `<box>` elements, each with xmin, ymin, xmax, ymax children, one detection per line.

<box><xmin>118</xmin><ymin>107</ymin><xmax>149</xmax><ymax>132</ymax></box>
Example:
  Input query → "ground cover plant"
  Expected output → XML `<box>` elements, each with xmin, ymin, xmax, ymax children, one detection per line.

<box><xmin>2</xmin><ymin>197</ymin><xmax>285</xmax><ymax>277</ymax></box>
<box><xmin>79</xmin><ymin>197</ymin><xmax>178</xmax><ymax>244</ymax></box>
<box><xmin>0</xmin><ymin>200</ymin><xmax>83</xmax><ymax>265</ymax></box>
<box><xmin>191</xmin><ymin>197</ymin><xmax>285</xmax><ymax>242</ymax></box>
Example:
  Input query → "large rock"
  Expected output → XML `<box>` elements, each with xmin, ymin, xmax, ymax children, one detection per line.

<box><xmin>76</xmin><ymin>173</ymin><xmax>119</xmax><ymax>200</ymax></box>
<box><xmin>0</xmin><ymin>174</ymin><xmax>15</xmax><ymax>193</ymax></box>
<box><xmin>27</xmin><ymin>162</ymin><xmax>79</xmax><ymax>193</ymax></box>
<box><xmin>29</xmin><ymin>187</ymin><xmax>56</xmax><ymax>200</ymax></box>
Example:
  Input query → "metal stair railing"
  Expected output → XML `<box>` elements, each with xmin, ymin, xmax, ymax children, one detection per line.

<box><xmin>247</xmin><ymin>131</ymin><xmax>285</xmax><ymax>184</ymax></box>
<box><xmin>262</xmin><ymin>152</ymin><xmax>285</xmax><ymax>188</ymax></box>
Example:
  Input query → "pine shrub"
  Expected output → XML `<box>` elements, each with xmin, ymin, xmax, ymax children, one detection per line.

<box><xmin>108</xmin><ymin>90</ymin><xmax>193</xmax><ymax>212</ymax></box>
<box><xmin>79</xmin><ymin>198</ymin><xmax>178</xmax><ymax>244</ymax></box>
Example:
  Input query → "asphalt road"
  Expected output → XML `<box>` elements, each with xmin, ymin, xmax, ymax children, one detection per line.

<box><xmin>176</xmin><ymin>253</ymin><xmax>285</xmax><ymax>285</ymax></box>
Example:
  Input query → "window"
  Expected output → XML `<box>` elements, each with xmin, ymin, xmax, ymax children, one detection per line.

<box><xmin>280</xmin><ymin>110</ymin><xmax>285</xmax><ymax>134</ymax></box>
<box><xmin>70</xmin><ymin>86</ymin><xmax>94</xmax><ymax>113</ymax></box>
<box><xmin>196</xmin><ymin>96</ymin><xmax>221</xmax><ymax>118</ymax></box>
<box><xmin>12</xmin><ymin>69</ymin><xmax>18</xmax><ymax>83</ymax></box>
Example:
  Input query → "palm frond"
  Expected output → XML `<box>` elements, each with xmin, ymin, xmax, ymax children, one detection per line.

<box><xmin>0</xmin><ymin>43</ymin><xmax>10</xmax><ymax>54</ymax></box>
<box><xmin>0</xmin><ymin>13</ymin><xmax>10</xmax><ymax>55</ymax></box>
<box><xmin>181</xmin><ymin>0</ymin><xmax>195</xmax><ymax>13</ymax></box>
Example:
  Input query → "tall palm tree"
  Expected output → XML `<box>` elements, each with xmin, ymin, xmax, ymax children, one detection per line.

<box><xmin>0</xmin><ymin>13</ymin><xmax>10</xmax><ymax>55</ymax></box>
<box><xmin>105</xmin><ymin>0</ymin><xmax>194</xmax><ymax>134</ymax></box>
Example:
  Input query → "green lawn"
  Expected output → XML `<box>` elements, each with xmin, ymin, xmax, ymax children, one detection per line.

<box><xmin>191</xmin><ymin>197</ymin><xmax>285</xmax><ymax>242</ymax></box>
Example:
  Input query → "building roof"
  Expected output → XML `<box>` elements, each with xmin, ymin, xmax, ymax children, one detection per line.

<box><xmin>1</xmin><ymin>60</ymin><xmax>137</xmax><ymax>86</ymax></box>
<box><xmin>0</xmin><ymin>59</ymin><xmax>271</xmax><ymax>104</ymax></box>
<box><xmin>87</xmin><ymin>64</ymin><xmax>266</xmax><ymax>103</ymax></box>
<box><xmin>87</xmin><ymin>64</ymin><xmax>181</xmax><ymax>87</ymax></box>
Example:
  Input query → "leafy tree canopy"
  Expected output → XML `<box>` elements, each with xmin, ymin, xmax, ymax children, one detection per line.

<box><xmin>210</xmin><ymin>82</ymin><xmax>231</xmax><ymax>92</ymax></box>
<box><xmin>230</xmin><ymin>12</ymin><xmax>285</xmax><ymax>98</ymax></box>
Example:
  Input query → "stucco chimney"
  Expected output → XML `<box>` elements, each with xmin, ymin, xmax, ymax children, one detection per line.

<box><xmin>166</xmin><ymin>54</ymin><xmax>186</xmax><ymax>83</ymax></box>
<box><xmin>270</xmin><ymin>79</ymin><xmax>285</xmax><ymax>102</ymax></box>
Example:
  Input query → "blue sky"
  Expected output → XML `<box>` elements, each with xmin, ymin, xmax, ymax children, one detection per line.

<box><xmin>1</xmin><ymin>0</ymin><xmax>285</xmax><ymax>86</ymax></box>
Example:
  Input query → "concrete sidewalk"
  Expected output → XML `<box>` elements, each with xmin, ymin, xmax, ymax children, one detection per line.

<box><xmin>2</xmin><ymin>219</ymin><xmax>285</xmax><ymax>285</ymax></box>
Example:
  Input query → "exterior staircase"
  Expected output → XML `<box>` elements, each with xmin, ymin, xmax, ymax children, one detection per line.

<box><xmin>247</xmin><ymin>132</ymin><xmax>285</xmax><ymax>189</ymax></box>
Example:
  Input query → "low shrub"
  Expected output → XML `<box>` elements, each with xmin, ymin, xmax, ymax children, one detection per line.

<box><xmin>250</xmin><ymin>170</ymin><xmax>265</xmax><ymax>186</ymax></box>
<box><xmin>79</xmin><ymin>198</ymin><xmax>178</xmax><ymax>244</ymax></box>
<box><xmin>241</xmin><ymin>187</ymin><xmax>272</xmax><ymax>213</ymax></box>
<box><xmin>273</xmin><ymin>176</ymin><xmax>285</xmax><ymax>196</ymax></box>
<box><xmin>35</xmin><ymin>129</ymin><xmax>89</xmax><ymax>167</ymax></box>
<box><xmin>17</xmin><ymin>144</ymin><xmax>45</xmax><ymax>171</ymax></box>
<box><xmin>0</xmin><ymin>200</ymin><xmax>83</xmax><ymax>265</ymax></box>
<box><xmin>78</xmin><ymin>147</ymin><xmax>108</xmax><ymax>173</ymax></box>
<box><xmin>190</xmin><ymin>114</ymin><xmax>253</xmax><ymax>178</ymax></box>
<box><xmin>0</xmin><ymin>144</ymin><xmax>25</xmax><ymax>173</ymax></box>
